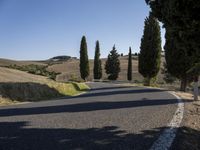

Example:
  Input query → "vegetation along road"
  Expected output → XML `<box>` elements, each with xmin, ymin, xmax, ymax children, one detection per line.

<box><xmin>0</xmin><ymin>82</ymin><xmax>181</xmax><ymax>150</ymax></box>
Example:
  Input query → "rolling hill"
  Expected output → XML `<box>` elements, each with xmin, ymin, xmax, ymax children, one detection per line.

<box><xmin>0</xmin><ymin>67</ymin><xmax>89</xmax><ymax>105</ymax></box>
<box><xmin>0</xmin><ymin>56</ymin><xmax>166</xmax><ymax>83</ymax></box>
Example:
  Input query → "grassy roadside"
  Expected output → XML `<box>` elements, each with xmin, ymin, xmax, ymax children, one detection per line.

<box><xmin>0</xmin><ymin>82</ymin><xmax>89</xmax><ymax>106</ymax></box>
<box><xmin>0</xmin><ymin>67</ymin><xmax>89</xmax><ymax>106</ymax></box>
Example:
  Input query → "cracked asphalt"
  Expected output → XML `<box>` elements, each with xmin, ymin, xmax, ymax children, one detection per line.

<box><xmin>0</xmin><ymin>82</ymin><xmax>178</xmax><ymax>150</ymax></box>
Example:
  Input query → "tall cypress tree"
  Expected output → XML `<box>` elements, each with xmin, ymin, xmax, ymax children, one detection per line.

<box><xmin>105</xmin><ymin>45</ymin><xmax>120</xmax><ymax>80</ymax></box>
<box><xmin>79</xmin><ymin>36</ymin><xmax>89</xmax><ymax>81</ymax></box>
<box><xmin>165</xmin><ymin>28</ymin><xmax>192</xmax><ymax>91</ymax></box>
<box><xmin>146</xmin><ymin>0</ymin><xmax>200</xmax><ymax>91</ymax></box>
<box><xmin>93</xmin><ymin>40</ymin><xmax>102</xmax><ymax>80</ymax></box>
<box><xmin>127</xmin><ymin>47</ymin><xmax>132</xmax><ymax>81</ymax></box>
<box><xmin>139</xmin><ymin>12</ymin><xmax>161</xmax><ymax>86</ymax></box>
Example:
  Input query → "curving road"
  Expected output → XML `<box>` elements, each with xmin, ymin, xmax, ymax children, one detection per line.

<box><xmin>0</xmin><ymin>82</ymin><xmax>179</xmax><ymax>150</ymax></box>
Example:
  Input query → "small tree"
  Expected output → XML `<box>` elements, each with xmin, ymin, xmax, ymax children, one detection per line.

<box><xmin>79</xmin><ymin>36</ymin><xmax>89</xmax><ymax>81</ymax></box>
<box><xmin>93</xmin><ymin>40</ymin><xmax>102</xmax><ymax>80</ymax></box>
<box><xmin>127</xmin><ymin>47</ymin><xmax>132</xmax><ymax>81</ymax></box>
<box><xmin>139</xmin><ymin>12</ymin><xmax>162</xmax><ymax>86</ymax></box>
<box><xmin>105</xmin><ymin>45</ymin><xmax>120</xmax><ymax>80</ymax></box>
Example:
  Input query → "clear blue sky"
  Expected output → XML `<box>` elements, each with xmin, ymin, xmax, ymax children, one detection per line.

<box><xmin>0</xmin><ymin>0</ymin><xmax>165</xmax><ymax>60</ymax></box>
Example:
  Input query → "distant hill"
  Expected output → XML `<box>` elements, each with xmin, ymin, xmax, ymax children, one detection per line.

<box><xmin>0</xmin><ymin>55</ymin><xmax>77</xmax><ymax>67</ymax></box>
<box><xmin>0</xmin><ymin>56</ymin><xmax>165</xmax><ymax>83</ymax></box>
<box><xmin>0</xmin><ymin>58</ymin><xmax>46</xmax><ymax>67</ymax></box>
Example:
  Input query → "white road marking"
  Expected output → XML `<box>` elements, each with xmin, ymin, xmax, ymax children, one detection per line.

<box><xmin>149</xmin><ymin>92</ymin><xmax>184</xmax><ymax>150</ymax></box>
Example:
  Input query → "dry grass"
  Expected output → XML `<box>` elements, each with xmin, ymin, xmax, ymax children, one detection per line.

<box><xmin>0</xmin><ymin>56</ymin><xmax>166</xmax><ymax>83</ymax></box>
<box><xmin>0</xmin><ymin>58</ymin><xmax>46</xmax><ymax>67</ymax></box>
<box><xmin>0</xmin><ymin>67</ymin><xmax>48</xmax><ymax>83</ymax></box>
<box><xmin>47</xmin><ymin>56</ymin><xmax>147</xmax><ymax>82</ymax></box>
<box><xmin>0</xmin><ymin>67</ymin><xmax>89</xmax><ymax>105</ymax></box>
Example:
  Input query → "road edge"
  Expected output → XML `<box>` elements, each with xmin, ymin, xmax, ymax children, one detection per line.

<box><xmin>149</xmin><ymin>92</ymin><xmax>184</xmax><ymax>150</ymax></box>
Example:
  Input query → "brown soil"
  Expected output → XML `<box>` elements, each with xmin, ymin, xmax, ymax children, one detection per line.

<box><xmin>171</xmin><ymin>92</ymin><xmax>200</xmax><ymax>150</ymax></box>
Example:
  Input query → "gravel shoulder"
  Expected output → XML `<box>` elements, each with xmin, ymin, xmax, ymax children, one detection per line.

<box><xmin>171</xmin><ymin>92</ymin><xmax>200</xmax><ymax>150</ymax></box>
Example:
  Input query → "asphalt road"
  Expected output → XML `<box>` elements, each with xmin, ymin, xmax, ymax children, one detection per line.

<box><xmin>0</xmin><ymin>82</ymin><xmax>178</xmax><ymax>150</ymax></box>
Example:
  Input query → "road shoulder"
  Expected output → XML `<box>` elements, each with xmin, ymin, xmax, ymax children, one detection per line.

<box><xmin>170</xmin><ymin>92</ymin><xmax>200</xmax><ymax>150</ymax></box>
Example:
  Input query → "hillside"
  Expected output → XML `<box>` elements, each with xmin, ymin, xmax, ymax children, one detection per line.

<box><xmin>0</xmin><ymin>56</ymin><xmax>166</xmax><ymax>83</ymax></box>
<box><xmin>47</xmin><ymin>56</ymin><xmax>166</xmax><ymax>83</ymax></box>
<box><xmin>0</xmin><ymin>67</ymin><xmax>89</xmax><ymax>105</ymax></box>
<box><xmin>0</xmin><ymin>58</ymin><xmax>46</xmax><ymax>67</ymax></box>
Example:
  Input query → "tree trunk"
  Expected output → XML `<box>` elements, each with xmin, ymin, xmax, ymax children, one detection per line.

<box><xmin>144</xmin><ymin>77</ymin><xmax>151</xmax><ymax>86</ymax></box>
<box><xmin>180</xmin><ymin>76</ymin><xmax>187</xmax><ymax>92</ymax></box>
<box><xmin>193</xmin><ymin>76</ymin><xmax>199</xmax><ymax>101</ymax></box>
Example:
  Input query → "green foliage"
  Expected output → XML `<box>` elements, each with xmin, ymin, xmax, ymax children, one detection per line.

<box><xmin>127</xmin><ymin>47</ymin><xmax>132</xmax><ymax>81</ymax></box>
<box><xmin>161</xmin><ymin>62</ymin><xmax>177</xmax><ymax>84</ymax></box>
<box><xmin>51</xmin><ymin>55</ymin><xmax>71</xmax><ymax>61</ymax></box>
<box><xmin>7</xmin><ymin>64</ymin><xmax>59</xmax><ymax>80</ymax></box>
<box><xmin>79</xmin><ymin>36</ymin><xmax>90</xmax><ymax>81</ymax></box>
<box><xmin>105</xmin><ymin>45</ymin><xmax>121</xmax><ymax>80</ymax></box>
<box><xmin>139</xmin><ymin>12</ymin><xmax>162</xmax><ymax>86</ymax></box>
<box><xmin>164</xmin><ymin>28</ymin><xmax>193</xmax><ymax>80</ymax></box>
<box><xmin>93</xmin><ymin>40</ymin><xmax>102</xmax><ymax>79</ymax></box>
<box><xmin>68</xmin><ymin>74</ymin><xmax>79</xmax><ymax>82</ymax></box>
<box><xmin>187</xmin><ymin>63</ymin><xmax>200</xmax><ymax>77</ymax></box>
<box><xmin>146</xmin><ymin>0</ymin><xmax>200</xmax><ymax>91</ymax></box>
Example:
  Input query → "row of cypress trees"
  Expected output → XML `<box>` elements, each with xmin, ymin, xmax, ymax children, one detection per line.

<box><xmin>79</xmin><ymin>36</ymin><xmax>133</xmax><ymax>81</ymax></box>
<box><xmin>79</xmin><ymin>12</ymin><xmax>162</xmax><ymax>83</ymax></box>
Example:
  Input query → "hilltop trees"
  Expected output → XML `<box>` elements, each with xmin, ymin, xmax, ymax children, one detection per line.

<box><xmin>127</xmin><ymin>47</ymin><xmax>132</xmax><ymax>81</ymax></box>
<box><xmin>105</xmin><ymin>45</ymin><xmax>120</xmax><ymax>80</ymax></box>
<box><xmin>93</xmin><ymin>40</ymin><xmax>102</xmax><ymax>80</ymax></box>
<box><xmin>139</xmin><ymin>12</ymin><xmax>162</xmax><ymax>86</ymax></box>
<box><xmin>79</xmin><ymin>36</ymin><xmax>89</xmax><ymax>81</ymax></box>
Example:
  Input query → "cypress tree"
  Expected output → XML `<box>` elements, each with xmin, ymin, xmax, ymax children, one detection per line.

<box><xmin>79</xmin><ymin>36</ymin><xmax>89</xmax><ymax>81</ymax></box>
<box><xmin>105</xmin><ymin>45</ymin><xmax>120</xmax><ymax>80</ymax></box>
<box><xmin>139</xmin><ymin>12</ymin><xmax>162</xmax><ymax>86</ymax></box>
<box><xmin>127</xmin><ymin>47</ymin><xmax>132</xmax><ymax>81</ymax></box>
<box><xmin>165</xmin><ymin>28</ymin><xmax>192</xmax><ymax>91</ymax></box>
<box><xmin>146</xmin><ymin>0</ymin><xmax>200</xmax><ymax>91</ymax></box>
<box><xmin>93</xmin><ymin>40</ymin><xmax>102</xmax><ymax>80</ymax></box>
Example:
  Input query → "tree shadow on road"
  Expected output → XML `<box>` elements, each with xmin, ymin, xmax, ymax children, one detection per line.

<box><xmin>0</xmin><ymin>98</ymin><xmax>190</xmax><ymax>117</ymax></box>
<box><xmin>0</xmin><ymin>121</ymin><xmax>199</xmax><ymax>150</ymax></box>
<box><xmin>0</xmin><ymin>121</ymin><xmax>162</xmax><ymax>150</ymax></box>
<box><xmin>170</xmin><ymin>126</ymin><xmax>200</xmax><ymax>150</ymax></box>
<box><xmin>74</xmin><ymin>88</ymin><xmax>166</xmax><ymax>99</ymax></box>
<box><xmin>88</xmin><ymin>86</ymin><xmax>132</xmax><ymax>91</ymax></box>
